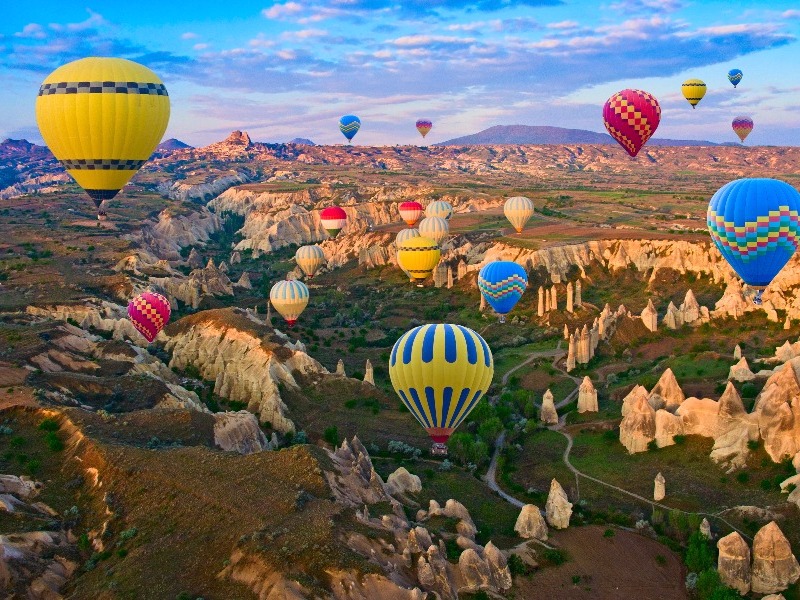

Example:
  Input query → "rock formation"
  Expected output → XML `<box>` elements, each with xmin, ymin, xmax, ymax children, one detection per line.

<box><xmin>700</xmin><ymin>518</ymin><xmax>711</xmax><ymax>540</ymax></box>
<box><xmin>545</xmin><ymin>479</ymin><xmax>572</xmax><ymax>529</ymax></box>
<box><xmin>514</xmin><ymin>504</ymin><xmax>548</xmax><ymax>541</ymax></box>
<box><xmin>550</xmin><ymin>286</ymin><xmax>557</xmax><ymax>312</ymax></box>
<box><xmin>186</xmin><ymin>247</ymin><xmax>204</xmax><ymax>269</ymax></box>
<box><xmin>710</xmin><ymin>382</ymin><xmax>759</xmax><ymax>469</ymax></box>
<box><xmin>663</xmin><ymin>301</ymin><xmax>682</xmax><ymax>330</ymax></box>
<box><xmin>385</xmin><ymin>467</ymin><xmax>422</xmax><ymax>498</ymax></box>
<box><xmin>577</xmin><ymin>377</ymin><xmax>598</xmax><ymax>413</ymax></box>
<box><xmin>675</xmin><ymin>397</ymin><xmax>720</xmax><ymax>438</ymax></box>
<box><xmin>566</xmin><ymin>282</ymin><xmax>574</xmax><ymax>313</ymax></box>
<box><xmin>212</xmin><ymin>411</ymin><xmax>269</xmax><ymax>454</ymax></box>
<box><xmin>336</xmin><ymin>360</ymin><xmax>346</xmax><ymax>376</ymax></box>
<box><xmin>654</xmin><ymin>409</ymin><xmax>684</xmax><ymax>448</ymax></box>
<box><xmin>363</xmin><ymin>359</ymin><xmax>375</xmax><ymax>385</ymax></box>
<box><xmin>653</xmin><ymin>472</ymin><xmax>665</xmax><ymax>501</ymax></box>
<box><xmin>564</xmin><ymin>324</ymin><xmax>569</xmax><ymax>340</ymax></box>
<box><xmin>619</xmin><ymin>390</ymin><xmax>656</xmax><ymax>453</ymax></box>
<box><xmin>434</xmin><ymin>262</ymin><xmax>448</xmax><ymax>288</ymax></box>
<box><xmin>566</xmin><ymin>334</ymin><xmax>576</xmax><ymax>372</ymax></box>
<box><xmin>537</xmin><ymin>287</ymin><xmax>544</xmax><ymax>317</ymax></box>
<box><xmin>235</xmin><ymin>271</ymin><xmax>253</xmax><ymax>289</ymax></box>
<box><xmin>641</xmin><ymin>299</ymin><xmax>658</xmax><ymax>332</ymax></box>
<box><xmin>575</xmin><ymin>280</ymin><xmax>582</xmax><ymax>307</ymax></box>
<box><xmin>540</xmin><ymin>389</ymin><xmax>558</xmax><ymax>425</ymax></box>
<box><xmin>729</xmin><ymin>357</ymin><xmax>755</xmax><ymax>382</ymax></box>
<box><xmin>734</xmin><ymin>344</ymin><xmax>742</xmax><ymax>360</ymax></box>
<box><xmin>648</xmin><ymin>368</ymin><xmax>684</xmax><ymax>412</ymax></box>
<box><xmin>447</xmin><ymin>268</ymin><xmax>454</xmax><ymax>289</ymax></box>
<box><xmin>751</xmin><ymin>521</ymin><xmax>800</xmax><ymax>594</ymax></box>
<box><xmin>717</xmin><ymin>531</ymin><xmax>751</xmax><ymax>595</ymax></box>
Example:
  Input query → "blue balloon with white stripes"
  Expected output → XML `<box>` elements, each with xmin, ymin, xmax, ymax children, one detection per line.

<box><xmin>339</xmin><ymin>115</ymin><xmax>361</xmax><ymax>143</ymax></box>
<box><xmin>478</xmin><ymin>261</ymin><xmax>528</xmax><ymax>322</ymax></box>
<box><xmin>389</xmin><ymin>324</ymin><xmax>494</xmax><ymax>450</ymax></box>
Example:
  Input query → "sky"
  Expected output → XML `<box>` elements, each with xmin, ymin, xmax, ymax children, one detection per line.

<box><xmin>2</xmin><ymin>1</ymin><xmax>800</xmax><ymax>147</ymax></box>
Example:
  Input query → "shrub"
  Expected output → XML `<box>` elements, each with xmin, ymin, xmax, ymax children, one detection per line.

<box><xmin>507</xmin><ymin>553</ymin><xmax>531</xmax><ymax>577</ymax></box>
<box><xmin>655</xmin><ymin>554</ymin><xmax>667</xmax><ymax>566</ymax></box>
<box><xmin>685</xmin><ymin>532</ymin><xmax>714</xmax><ymax>573</ymax></box>
<box><xmin>647</xmin><ymin>439</ymin><xmax>659</xmax><ymax>452</ymax></box>
<box><xmin>673</xmin><ymin>435</ymin><xmax>686</xmax><ymax>445</ymax></box>
<box><xmin>735</xmin><ymin>471</ymin><xmax>750</xmax><ymax>484</ymax></box>
<box><xmin>323</xmin><ymin>426</ymin><xmax>339</xmax><ymax>447</ymax></box>
<box><xmin>603</xmin><ymin>528</ymin><xmax>615</xmax><ymax>538</ymax></box>
<box><xmin>542</xmin><ymin>549</ymin><xmax>567</xmax><ymax>565</ymax></box>
<box><xmin>746</xmin><ymin>439</ymin><xmax>760</xmax><ymax>451</ymax></box>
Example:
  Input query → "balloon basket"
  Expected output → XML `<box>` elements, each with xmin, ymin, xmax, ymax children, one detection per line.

<box><xmin>431</xmin><ymin>443</ymin><xmax>448</xmax><ymax>457</ymax></box>
<box><xmin>752</xmin><ymin>290</ymin><xmax>764</xmax><ymax>306</ymax></box>
<box><xmin>498</xmin><ymin>315</ymin><xmax>506</xmax><ymax>324</ymax></box>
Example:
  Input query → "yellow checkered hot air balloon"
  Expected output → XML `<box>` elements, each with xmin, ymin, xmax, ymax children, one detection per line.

<box><xmin>503</xmin><ymin>196</ymin><xmax>534</xmax><ymax>233</ymax></box>
<box><xmin>269</xmin><ymin>279</ymin><xmax>309</xmax><ymax>327</ymax></box>
<box><xmin>295</xmin><ymin>245</ymin><xmax>326</xmax><ymax>279</ymax></box>
<box><xmin>396</xmin><ymin>236</ymin><xmax>440</xmax><ymax>286</ymax></box>
<box><xmin>35</xmin><ymin>57</ymin><xmax>170</xmax><ymax>215</ymax></box>
<box><xmin>681</xmin><ymin>79</ymin><xmax>706</xmax><ymax>109</ymax></box>
<box><xmin>389</xmin><ymin>324</ymin><xmax>494</xmax><ymax>455</ymax></box>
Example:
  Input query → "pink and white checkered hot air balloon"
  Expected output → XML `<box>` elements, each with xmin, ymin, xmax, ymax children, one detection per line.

<box><xmin>128</xmin><ymin>291</ymin><xmax>171</xmax><ymax>343</ymax></box>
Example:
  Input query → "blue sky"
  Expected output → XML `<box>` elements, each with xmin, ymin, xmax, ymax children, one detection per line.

<box><xmin>2</xmin><ymin>1</ymin><xmax>800</xmax><ymax>146</ymax></box>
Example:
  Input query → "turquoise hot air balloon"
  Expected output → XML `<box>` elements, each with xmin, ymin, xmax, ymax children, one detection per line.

<box><xmin>339</xmin><ymin>115</ymin><xmax>361</xmax><ymax>143</ymax></box>
<box><xmin>707</xmin><ymin>178</ymin><xmax>800</xmax><ymax>305</ymax></box>
<box><xmin>477</xmin><ymin>261</ymin><xmax>528</xmax><ymax>323</ymax></box>
<box><xmin>389</xmin><ymin>324</ymin><xmax>494</xmax><ymax>456</ymax></box>
<box><xmin>728</xmin><ymin>69</ymin><xmax>743</xmax><ymax>88</ymax></box>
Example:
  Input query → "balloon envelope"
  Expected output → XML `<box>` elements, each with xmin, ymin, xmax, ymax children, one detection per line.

<box><xmin>728</xmin><ymin>69</ymin><xmax>743</xmax><ymax>88</ymax></box>
<box><xmin>732</xmin><ymin>116</ymin><xmax>753</xmax><ymax>143</ymax></box>
<box><xmin>426</xmin><ymin>200</ymin><xmax>453</xmax><ymax>220</ymax></box>
<box><xmin>478</xmin><ymin>261</ymin><xmax>528</xmax><ymax>317</ymax></box>
<box><xmin>396</xmin><ymin>236</ymin><xmax>440</xmax><ymax>282</ymax></box>
<box><xmin>270</xmin><ymin>280</ymin><xmax>309</xmax><ymax>327</ymax></box>
<box><xmin>128</xmin><ymin>291</ymin><xmax>171</xmax><ymax>343</ymax></box>
<box><xmin>416</xmin><ymin>119</ymin><xmax>432</xmax><ymax>138</ymax></box>
<box><xmin>35</xmin><ymin>57</ymin><xmax>170</xmax><ymax>209</ymax></box>
<box><xmin>320</xmin><ymin>206</ymin><xmax>347</xmax><ymax>238</ymax></box>
<box><xmin>707</xmin><ymin>178</ymin><xmax>800</xmax><ymax>289</ymax></box>
<box><xmin>389</xmin><ymin>324</ymin><xmax>494</xmax><ymax>444</ymax></box>
<box><xmin>399</xmin><ymin>201</ymin><xmax>423</xmax><ymax>226</ymax></box>
<box><xmin>602</xmin><ymin>89</ymin><xmax>661</xmax><ymax>157</ymax></box>
<box><xmin>504</xmin><ymin>196</ymin><xmax>534</xmax><ymax>233</ymax></box>
<box><xmin>339</xmin><ymin>115</ymin><xmax>361</xmax><ymax>142</ymax></box>
<box><xmin>295</xmin><ymin>245</ymin><xmax>326</xmax><ymax>278</ymax></box>
<box><xmin>418</xmin><ymin>216</ymin><xmax>449</xmax><ymax>246</ymax></box>
<box><xmin>681</xmin><ymin>79</ymin><xmax>706</xmax><ymax>109</ymax></box>
<box><xmin>395</xmin><ymin>228</ymin><xmax>421</xmax><ymax>246</ymax></box>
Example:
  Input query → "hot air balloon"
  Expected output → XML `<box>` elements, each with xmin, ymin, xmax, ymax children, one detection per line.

<box><xmin>426</xmin><ymin>200</ymin><xmax>453</xmax><ymax>220</ymax></box>
<box><xmin>504</xmin><ymin>196</ymin><xmax>534</xmax><ymax>233</ymax></box>
<box><xmin>728</xmin><ymin>69</ymin><xmax>743</xmax><ymax>88</ymax></box>
<box><xmin>295</xmin><ymin>245</ymin><xmax>326</xmax><ymax>279</ymax></box>
<box><xmin>399</xmin><ymin>201</ymin><xmax>424</xmax><ymax>226</ymax></box>
<box><xmin>339</xmin><ymin>115</ymin><xmax>361</xmax><ymax>143</ymax></box>
<box><xmin>681</xmin><ymin>79</ymin><xmax>706</xmax><ymax>109</ymax></box>
<box><xmin>732</xmin><ymin>116</ymin><xmax>753</xmax><ymax>143</ymax></box>
<box><xmin>128</xmin><ymin>291</ymin><xmax>171</xmax><ymax>343</ymax></box>
<box><xmin>416</xmin><ymin>119</ymin><xmax>432</xmax><ymax>138</ymax></box>
<box><xmin>396</xmin><ymin>236</ymin><xmax>441</xmax><ymax>286</ymax></box>
<box><xmin>395</xmin><ymin>228</ymin><xmax>421</xmax><ymax>246</ymax></box>
<box><xmin>707</xmin><ymin>178</ymin><xmax>800</xmax><ymax>305</ymax></box>
<box><xmin>418</xmin><ymin>216</ymin><xmax>449</xmax><ymax>246</ymax></box>
<box><xmin>270</xmin><ymin>279</ymin><xmax>309</xmax><ymax>327</ymax></box>
<box><xmin>477</xmin><ymin>261</ymin><xmax>528</xmax><ymax>323</ymax></box>
<box><xmin>35</xmin><ymin>57</ymin><xmax>170</xmax><ymax>215</ymax></box>
<box><xmin>602</xmin><ymin>89</ymin><xmax>661</xmax><ymax>158</ymax></box>
<box><xmin>389</xmin><ymin>323</ymin><xmax>494</xmax><ymax>455</ymax></box>
<box><xmin>320</xmin><ymin>206</ymin><xmax>347</xmax><ymax>238</ymax></box>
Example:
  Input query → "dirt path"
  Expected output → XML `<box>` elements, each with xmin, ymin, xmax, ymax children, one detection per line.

<box><xmin>501</xmin><ymin>342</ymin><xmax>564</xmax><ymax>387</ymax></box>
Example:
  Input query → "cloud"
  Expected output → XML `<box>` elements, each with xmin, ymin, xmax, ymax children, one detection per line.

<box><xmin>15</xmin><ymin>24</ymin><xmax>46</xmax><ymax>39</ymax></box>
<box><xmin>783</xmin><ymin>10</ymin><xmax>800</xmax><ymax>19</ymax></box>
<box><xmin>263</xmin><ymin>2</ymin><xmax>304</xmax><ymax>20</ymax></box>
<box><xmin>193</xmin><ymin>43</ymin><xmax>210</xmax><ymax>51</ymax></box>
<box><xmin>391</xmin><ymin>35</ymin><xmax>477</xmax><ymax>46</ymax></box>
<box><xmin>546</xmin><ymin>20</ymin><xmax>579</xmax><ymax>29</ymax></box>
<box><xmin>181</xmin><ymin>32</ymin><xmax>199</xmax><ymax>40</ymax></box>
<box><xmin>608</xmin><ymin>0</ymin><xmax>685</xmax><ymax>13</ymax></box>
<box><xmin>282</xmin><ymin>28</ymin><xmax>328</xmax><ymax>40</ymax></box>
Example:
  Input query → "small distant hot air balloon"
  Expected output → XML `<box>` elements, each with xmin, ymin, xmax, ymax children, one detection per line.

<box><xmin>399</xmin><ymin>201</ymin><xmax>424</xmax><ymax>226</ymax></box>
<box><xmin>426</xmin><ymin>200</ymin><xmax>453</xmax><ymax>220</ymax></box>
<box><xmin>389</xmin><ymin>323</ymin><xmax>494</xmax><ymax>455</ymax></box>
<box><xmin>728</xmin><ymin>69</ymin><xmax>743</xmax><ymax>88</ymax></box>
<box><xmin>707</xmin><ymin>178</ymin><xmax>800</xmax><ymax>305</ymax></box>
<box><xmin>35</xmin><ymin>57</ymin><xmax>170</xmax><ymax>216</ymax></box>
<box><xmin>681</xmin><ymin>79</ymin><xmax>707</xmax><ymax>109</ymax></box>
<box><xmin>477</xmin><ymin>261</ymin><xmax>528</xmax><ymax>323</ymax></box>
<box><xmin>416</xmin><ymin>119</ymin><xmax>433</xmax><ymax>138</ymax></box>
<box><xmin>395</xmin><ymin>228</ymin><xmax>421</xmax><ymax>246</ymax></box>
<box><xmin>602</xmin><ymin>89</ymin><xmax>661</xmax><ymax>158</ymax></box>
<box><xmin>396</xmin><ymin>236</ymin><xmax>441</xmax><ymax>285</ymax></box>
<box><xmin>270</xmin><ymin>279</ymin><xmax>309</xmax><ymax>327</ymax></box>
<box><xmin>504</xmin><ymin>196</ymin><xmax>534</xmax><ymax>233</ymax></box>
<box><xmin>128</xmin><ymin>291</ymin><xmax>171</xmax><ymax>343</ymax></box>
<box><xmin>732</xmin><ymin>116</ymin><xmax>754</xmax><ymax>143</ymax></box>
<box><xmin>418</xmin><ymin>216</ymin><xmax>449</xmax><ymax>246</ymax></box>
<box><xmin>339</xmin><ymin>115</ymin><xmax>361</xmax><ymax>143</ymax></box>
<box><xmin>320</xmin><ymin>206</ymin><xmax>347</xmax><ymax>238</ymax></box>
<box><xmin>295</xmin><ymin>245</ymin><xmax>326</xmax><ymax>279</ymax></box>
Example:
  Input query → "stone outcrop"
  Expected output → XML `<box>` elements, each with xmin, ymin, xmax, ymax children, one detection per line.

<box><xmin>620</xmin><ymin>391</ymin><xmax>656</xmax><ymax>453</ymax></box>
<box><xmin>641</xmin><ymin>299</ymin><xmax>658</xmax><ymax>332</ymax></box>
<box><xmin>653</xmin><ymin>472</ymin><xmax>665</xmax><ymax>501</ymax></box>
<box><xmin>385</xmin><ymin>467</ymin><xmax>422</xmax><ymax>498</ymax></box>
<box><xmin>729</xmin><ymin>357</ymin><xmax>755</xmax><ymax>382</ymax></box>
<box><xmin>212</xmin><ymin>411</ymin><xmax>269</xmax><ymax>454</ymax></box>
<box><xmin>676</xmin><ymin>397</ymin><xmax>719</xmax><ymax>438</ymax></box>
<box><xmin>326</xmin><ymin>437</ymin><xmax>398</xmax><ymax>509</ymax></box>
<box><xmin>545</xmin><ymin>479</ymin><xmax>572</xmax><ymax>529</ymax></box>
<box><xmin>648</xmin><ymin>368</ymin><xmax>684</xmax><ymax>412</ymax></box>
<box><xmin>577</xmin><ymin>377</ymin><xmax>598</xmax><ymax>413</ymax></box>
<box><xmin>710</xmin><ymin>382</ymin><xmax>759</xmax><ymax>469</ymax></box>
<box><xmin>235</xmin><ymin>271</ymin><xmax>253</xmax><ymax>289</ymax></box>
<box><xmin>336</xmin><ymin>360</ymin><xmax>346</xmax><ymax>376</ymax></box>
<box><xmin>151</xmin><ymin>261</ymin><xmax>234</xmax><ymax>309</ymax></box>
<box><xmin>540</xmin><ymin>389</ymin><xmax>558</xmax><ymax>425</ymax></box>
<box><xmin>0</xmin><ymin>530</ymin><xmax>78</xmax><ymax>598</ymax></box>
<box><xmin>751</xmin><ymin>521</ymin><xmax>800</xmax><ymax>594</ymax></box>
<box><xmin>754</xmin><ymin>363</ymin><xmax>800</xmax><ymax>462</ymax></box>
<box><xmin>734</xmin><ymin>344</ymin><xmax>742</xmax><ymax>360</ymax></box>
<box><xmin>514</xmin><ymin>504</ymin><xmax>548</xmax><ymax>541</ymax></box>
<box><xmin>654</xmin><ymin>409</ymin><xmax>684</xmax><ymax>448</ymax></box>
<box><xmin>717</xmin><ymin>531</ymin><xmax>751</xmax><ymax>595</ymax></box>
<box><xmin>700</xmin><ymin>518</ymin><xmax>711</xmax><ymax>540</ymax></box>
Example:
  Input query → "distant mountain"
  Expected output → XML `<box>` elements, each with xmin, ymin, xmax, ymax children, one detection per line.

<box><xmin>437</xmin><ymin>125</ymin><xmax>723</xmax><ymax>147</ymax></box>
<box><xmin>157</xmin><ymin>138</ymin><xmax>193</xmax><ymax>151</ymax></box>
<box><xmin>288</xmin><ymin>138</ymin><xmax>315</xmax><ymax>145</ymax></box>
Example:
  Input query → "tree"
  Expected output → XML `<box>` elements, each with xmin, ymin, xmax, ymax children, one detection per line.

<box><xmin>685</xmin><ymin>532</ymin><xmax>714</xmax><ymax>573</ymax></box>
<box><xmin>478</xmin><ymin>417</ymin><xmax>504</xmax><ymax>444</ymax></box>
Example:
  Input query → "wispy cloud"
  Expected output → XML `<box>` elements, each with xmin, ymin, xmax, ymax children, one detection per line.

<box><xmin>608</xmin><ymin>0</ymin><xmax>685</xmax><ymax>14</ymax></box>
<box><xmin>263</xmin><ymin>2</ymin><xmax>304</xmax><ymax>20</ymax></box>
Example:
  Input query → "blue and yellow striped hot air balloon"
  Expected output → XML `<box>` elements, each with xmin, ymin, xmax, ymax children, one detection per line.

<box><xmin>478</xmin><ymin>261</ymin><xmax>528</xmax><ymax>323</ymax></box>
<box><xmin>339</xmin><ymin>115</ymin><xmax>361</xmax><ymax>143</ymax></box>
<box><xmin>269</xmin><ymin>279</ymin><xmax>309</xmax><ymax>327</ymax></box>
<box><xmin>426</xmin><ymin>200</ymin><xmax>453</xmax><ymax>220</ymax></box>
<box><xmin>389</xmin><ymin>324</ymin><xmax>494</xmax><ymax>454</ymax></box>
<box><xmin>707</xmin><ymin>178</ymin><xmax>800</xmax><ymax>305</ymax></box>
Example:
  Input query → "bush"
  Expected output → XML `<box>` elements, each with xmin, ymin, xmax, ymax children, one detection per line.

<box><xmin>44</xmin><ymin>431</ymin><xmax>64</xmax><ymax>452</ymax></box>
<box><xmin>673</xmin><ymin>435</ymin><xmax>686</xmax><ymax>445</ymax></box>
<box><xmin>603</xmin><ymin>528</ymin><xmax>615</xmax><ymax>538</ymax></box>
<box><xmin>542</xmin><ymin>549</ymin><xmax>567</xmax><ymax>565</ymax></box>
<box><xmin>323</xmin><ymin>426</ymin><xmax>339</xmax><ymax>447</ymax></box>
<box><xmin>685</xmin><ymin>532</ymin><xmax>714</xmax><ymax>573</ymax></box>
<box><xmin>38</xmin><ymin>418</ymin><xmax>60</xmax><ymax>432</ymax></box>
<box><xmin>735</xmin><ymin>471</ymin><xmax>750</xmax><ymax>484</ymax></box>
<box><xmin>647</xmin><ymin>439</ymin><xmax>659</xmax><ymax>452</ymax></box>
<box><xmin>507</xmin><ymin>553</ymin><xmax>532</xmax><ymax>577</ymax></box>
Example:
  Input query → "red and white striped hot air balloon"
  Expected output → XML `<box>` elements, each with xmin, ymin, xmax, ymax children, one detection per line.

<box><xmin>320</xmin><ymin>206</ymin><xmax>347</xmax><ymax>238</ymax></box>
<box><xmin>399</xmin><ymin>201</ymin><xmax>423</xmax><ymax>226</ymax></box>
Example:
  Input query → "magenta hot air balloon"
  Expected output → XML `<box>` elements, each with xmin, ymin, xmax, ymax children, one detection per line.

<box><xmin>732</xmin><ymin>116</ymin><xmax>753</xmax><ymax>143</ymax></box>
<box><xmin>602</xmin><ymin>89</ymin><xmax>661</xmax><ymax>157</ymax></box>
<box><xmin>128</xmin><ymin>291</ymin><xmax>171</xmax><ymax>342</ymax></box>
